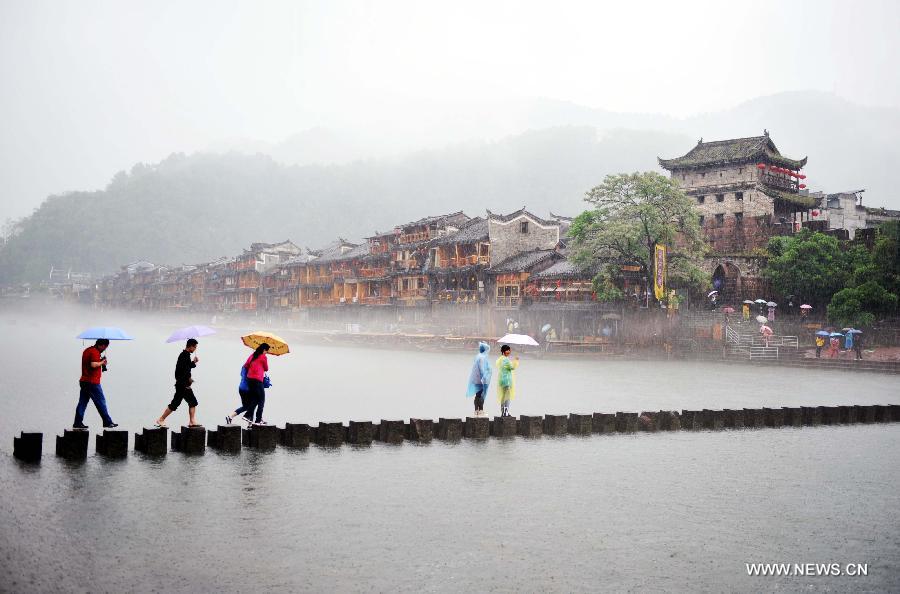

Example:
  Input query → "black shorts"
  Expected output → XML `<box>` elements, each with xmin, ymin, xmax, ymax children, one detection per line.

<box><xmin>168</xmin><ymin>386</ymin><xmax>198</xmax><ymax>410</ymax></box>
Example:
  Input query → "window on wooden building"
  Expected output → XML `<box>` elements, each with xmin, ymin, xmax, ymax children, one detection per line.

<box><xmin>735</xmin><ymin>192</ymin><xmax>744</xmax><ymax>201</ymax></box>
<box><xmin>697</xmin><ymin>195</ymin><xmax>705</xmax><ymax>204</ymax></box>
<box><xmin>716</xmin><ymin>194</ymin><xmax>725</xmax><ymax>202</ymax></box>
<box><xmin>520</xmin><ymin>221</ymin><xmax>529</xmax><ymax>234</ymax></box>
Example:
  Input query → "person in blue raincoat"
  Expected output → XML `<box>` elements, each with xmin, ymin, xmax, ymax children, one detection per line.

<box><xmin>466</xmin><ymin>342</ymin><xmax>492</xmax><ymax>417</ymax></box>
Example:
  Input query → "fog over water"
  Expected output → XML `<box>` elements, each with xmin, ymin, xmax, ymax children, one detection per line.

<box><xmin>1</xmin><ymin>305</ymin><xmax>899</xmax><ymax>591</ymax></box>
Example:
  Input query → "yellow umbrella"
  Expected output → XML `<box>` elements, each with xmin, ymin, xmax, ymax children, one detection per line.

<box><xmin>241</xmin><ymin>331</ymin><xmax>290</xmax><ymax>356</ymax></box>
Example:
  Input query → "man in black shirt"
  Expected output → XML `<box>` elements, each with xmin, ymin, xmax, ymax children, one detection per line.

<box><xmin>155</xmin><ymin>339</ymin><xmax>201</xmax><ymax>427</ymax></box>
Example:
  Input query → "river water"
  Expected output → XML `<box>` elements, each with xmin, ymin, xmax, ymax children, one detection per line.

<box><xmin>1</xmin><ymin>307</ymin><xmax>898</xmax><ymax>592</ymax></box>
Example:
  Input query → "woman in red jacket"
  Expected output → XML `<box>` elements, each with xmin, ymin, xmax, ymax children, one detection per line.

<box><xmin>243</xmin><ymin>343</ymin><xmax>269</xmax><ymax>425</ymax></box>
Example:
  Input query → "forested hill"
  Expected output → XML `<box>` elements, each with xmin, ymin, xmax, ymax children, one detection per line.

<box><xmin>0</xmin><ymin>127</ymin><xmax>689</xmax><ymax>283</ymax></box>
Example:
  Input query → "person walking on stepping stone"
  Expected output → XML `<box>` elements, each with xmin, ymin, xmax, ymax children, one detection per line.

<box><xmin>74</xmin><ymin>338</ymin><xmax>117</xmax><ymax>429</ymax></box>
<box><xmin>495</xmin><ymin>344</ymin><xmax>519</xmax><ymax>417</ymax></box>
<box><xmin>155</xmin><ymin>339</ymin><xmax>201</xmax><ymax>427</ymax></box>
<box><xmin>242</xmin><ymin>343</ymin><xmax>270</xmax><ymax>425</ymax></box>
<box><xmin>466</xmin><ymin>341</ymin><xmax>492</xmax><ymax>418</ymax></box>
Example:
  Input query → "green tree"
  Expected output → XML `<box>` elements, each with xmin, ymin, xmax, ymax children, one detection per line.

<box><xmin>763</xmin><ymin>230</ymin><xmax>856</xmax><ymax>307</ymax></box>
<box><xmin>568</xmin><ymin>172</ymin><xmax>708</xmax><ymax>302</ymax></box>
<box><xmin>827</xmin><ymin>280</ymin><xmax>898</xmax><ymax>327</ymax></box>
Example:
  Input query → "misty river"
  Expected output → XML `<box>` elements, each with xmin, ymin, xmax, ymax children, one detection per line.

<box><xmin>1</xmin><ymin>306</ymin><xmax>898</xmax><ymax>591</ymax></box>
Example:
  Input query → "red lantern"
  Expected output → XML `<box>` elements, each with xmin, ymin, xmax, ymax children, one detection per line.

<box><xmin>768</xmin><ymin>164</ymin><xmax>777</xmax><ymax>170</ymax></box>
<box><xmin>757</xmin><ymin>163</ymin><xmax>766</xmax><ymax>169</ymax></box>
<box><xmin>812</xmin><ymin>209</ymin><xmax>820</xmax><ymax>217</ymax></box>
<box><xmin>799</xmin><ymin>183</ymin><xmax>807</xmax><ymax>189</ymax></box>
<box><xmin>799</xmin><ymin>174</ymin><xmax>806</xmax><ymax>179</ymax></box>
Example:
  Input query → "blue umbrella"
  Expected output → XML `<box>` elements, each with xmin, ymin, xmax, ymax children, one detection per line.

<box><xmin>815</xmin><ymin>330</ymin><xmax>830</xmax><ymax>336</ymax></box>
<box><xmin>76</xmin><ymin>327</ymin><xmax>134</xmax><ymax>340</ymax></box>
<box><xmin>829</xmin><ymin>332</ymin><xmax>844</xmax><ymax>337</ymax></box>
<box><xmin>166</xmin><ymin>325</ymin><xmax>216</xmax><ymax>343</ymax></box>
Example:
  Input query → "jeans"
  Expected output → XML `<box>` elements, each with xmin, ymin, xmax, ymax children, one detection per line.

<box><xmin>244</xmin><ymin>379</ymin><xmax>265</xmax><ymax>422</ymax></box>
<box><xmin>75</xmin><ymin>381</ymin><xmax>113</xmax><ymax>426</ymax></box>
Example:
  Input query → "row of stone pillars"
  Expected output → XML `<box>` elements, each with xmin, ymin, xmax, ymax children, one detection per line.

<box><xmin>12</xmin><ymin>404</ymin><xmax>900</xmax><ymax>462</ymax></box>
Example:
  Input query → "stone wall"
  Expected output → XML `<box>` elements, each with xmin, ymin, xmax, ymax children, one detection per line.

<box><xmin>488</xmin><ymin>214</ymin><xmax>560</xmax><ymax>265</ymax></box>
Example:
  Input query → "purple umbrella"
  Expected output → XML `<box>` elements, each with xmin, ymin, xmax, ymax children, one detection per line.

<box><xmin>166</xmin><ymin>325</ymin><xmax>216</xmax><ymax>343</ymax></box>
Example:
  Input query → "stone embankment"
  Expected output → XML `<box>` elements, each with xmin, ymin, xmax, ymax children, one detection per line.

<box><xmin>12</xmin><ymin>404</ymin><xmax>899</xmax><ymax>462</ymax></box>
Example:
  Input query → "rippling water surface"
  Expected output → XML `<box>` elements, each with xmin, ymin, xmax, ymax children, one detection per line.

<box><xmin>1</xmin><ymin>308</ymin><xmax>898</xmax><ymax>592</ymax></box>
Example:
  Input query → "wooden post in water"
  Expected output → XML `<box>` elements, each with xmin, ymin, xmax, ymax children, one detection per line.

<box><xmin>568</xmin><ymin>414</ymin><xmax>592</xmax><ymax>435</ymax></box>
<box><xmin>378</xmin><ymin>420</ymin><xmax>405</xmax><ymax>444</ymax></box>
<box><xmin>407</xmin><ymin>418</ymin><xmax>434</xmax><ymax>443</ymax></box>
<box><xmin>172</xmin><ymin>426</ymin><xmax>206</xmax><ymax>454</ymax></box>
<box><xmin>518</xmin><ymin>415</ymin><xmax>543</xmax><ymax>437</ymax></box>
<box><xmin>56</xmin><ymin>429</ymin><xmax>89</xmax><ymax>460</ymax></box>
<box><xmin>543</xmin><ymin>414</ymin><xmax>568</xmax><ymax>436</ymax></box>
<box><xmin>464</xmin><ymin>416</ymin><xmax>490</xmax><ymax>439</ymax></box>
<box><xmin>13</xmin><ymin>432</ymin><xmax>42</xmax><ymax>462</ymax></box>
<box><xmin>436</xmin><ymin>418</ymin><xmax>463</xmax><ymax>441</ymax></box>
<box><xmin>592</xmin><ymin>413</ymin><xmax>616</xmax><ymax>434</ymax></box>
<box><xmin>208</xmin><ymin>425</ymin><xmax>241</xmax><ymax>452</ymax></box>
<box><xmin>491</xmin><ymin>416</ymin><xmax>517</xmax><ymax>438</ymax></box>
<box><xmin>280</xmin><ymin>423</ymin><xmax>310</xmax><ymax>448</ymax></box>
<box><xmin>95</xmin><ymin>430</ymin><xmax>128</xmax><ymax>458</ymax></box>
<box><xmin>135</xmin><ymin>427</ymin><xmax>168</xmax><ymax>455</ymax></box>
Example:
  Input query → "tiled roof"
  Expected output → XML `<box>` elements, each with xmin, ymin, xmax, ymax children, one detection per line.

<box><xmin>314</xmin><ymin>239</ymin><xmax>361</xmax><ymax>262</ymax></box>
<box><xmin>531</xmin><ymin>259</ymin><xmax>585</xmax><ymax>279</ymax></box>
<box><xmin>486</xmin><ymin>208</ymin><xmax>557</xmax><ymax>227</ymax></box>
<box><xmin>489</xmin><ymin>249</ymin><xmax>559</xmax><ymax>273</ymax></box>
<box><xmin>658</xmin><ymin>133</ymin><xmax>807</xmax><ymax>170</ymax></box>
<box><xmin>429</xmin><ymin>217</ymin><xmax>489</xmax><ymax>246</ymax></box>
<box><xmin>398</xmin><ymin>211</ymin><xmax>469</xmax><ymax>231</ymax></box>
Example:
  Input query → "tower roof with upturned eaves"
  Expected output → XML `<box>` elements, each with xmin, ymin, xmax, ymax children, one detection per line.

<box><xmin>658</xmin><ymin>132</ymin><xmax>807</xmax><ymax>171</ymax></box>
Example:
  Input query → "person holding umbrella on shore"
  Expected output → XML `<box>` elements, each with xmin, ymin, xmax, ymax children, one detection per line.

<box><xmin>814</xmin><ymin>331</ymin><xmax>828</xmax><ymax>358</ymax></box>
<box><xmin>73</xmin><ymin>326</ymin><xmax>132</xmax><ymax>429</ymax></box>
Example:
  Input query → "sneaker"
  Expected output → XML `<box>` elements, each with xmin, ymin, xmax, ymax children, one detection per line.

<box><xmin>154</xmin><ymin>420</ymin><xmax>167</xmax><ymax>428</ymax></box>
<box><xmin>256</xmin><ymin>420</ymin><xmax>268</xmax><ymax>425</ymax></box>
<box><xmin>73</xmin><ymin>423</ymin><xmax>89</xmax><ymax>430</ymax></box>
<box><xmin>104</xmin><ymin>423</ymin><xmax>119</xmax><ymax>429</ymax></box>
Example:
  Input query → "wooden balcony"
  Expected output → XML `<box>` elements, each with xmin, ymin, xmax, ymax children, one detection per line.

<box><xmin>759</xmin><ymin>171</ymin><xmax>799</xmax><ymax>192</ymax></box>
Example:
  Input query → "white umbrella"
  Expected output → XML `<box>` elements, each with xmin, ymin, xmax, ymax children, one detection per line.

<box><xmin>707</xmin><ymin>290</ymin><xmax>718</xmax><ymax>297</ymax></box>
<box><xmin>766</xmin><ymin>301</ymin><xmax>777</xmax><ymax>307</ymax></box>
<box><xmin>755</xmin><ymin>315</ymin><xmax>768</xmax><ymax>323</ymax></box>
<box><xmin>497</xmin><ymin>333</ymin><xmax>539</xmax><ymax>346</ymax></box>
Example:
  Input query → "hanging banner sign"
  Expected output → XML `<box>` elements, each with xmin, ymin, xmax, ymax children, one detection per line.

<box><xmin>653</xmin><ymin>244</ymin><xmax>667</xmax><ymax>301</ymax></box>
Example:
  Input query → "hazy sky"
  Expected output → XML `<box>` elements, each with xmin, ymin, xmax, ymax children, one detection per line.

<box><xmin>1</xmin><ymin>0</ymin><xmax>899</xmax><ymax>219</ymax></box>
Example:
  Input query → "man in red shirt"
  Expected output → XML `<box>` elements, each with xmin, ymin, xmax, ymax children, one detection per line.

<box><xmin>74</xmin><ymin>339</ymin><xmax>117</xmax><ymax>429</ymax></box>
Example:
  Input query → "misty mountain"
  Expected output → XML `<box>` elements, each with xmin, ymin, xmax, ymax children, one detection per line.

<box><xmin>2</xmin><ymin>91</ymin><xmax>897</xmax><ymax>284</ymax></box>
<box><xmin>0</xmin><ymin>127</ymin><xmax>690</xmax><ymax>283</ymax></box>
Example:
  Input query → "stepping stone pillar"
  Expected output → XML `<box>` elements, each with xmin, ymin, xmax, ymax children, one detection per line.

<box><xmin>781</xmin><ymin>407</ymin><xmax>802</xmax><ymax>427</ymax></box>
<box><xmin>316</xmin><ymin>422</ymin><xmax>344</xmax><ymax>447</ymax></box>
<box><xmin>378</xmin><ymin>420</ymin><xmax>405</xmax><ymax>444</ymax></box>
<box><xmin>854</xmin><ymin>405</ymin><xmax>876</xmax><ymax>424</ymax></box>
<box><xmin>280</xmin><ymin>423</ymin><xmax>311</xmax><ymax>448</ymax></box>
<box><xmin>518</xmin><ymin>415</ymin><xmax>543</xmax><ymax>437</ymax></box>
<box><xmin>568</xmin><ymin>414</ymin><xmax>592</xmax><ymax>435</ymax></box>
<box><xmin>821</xmin><ymin>407</ymin><xmax>842</xmax><ymax>426</ymax></box>
<box><xmin>242</xmin><ymin>424</ymin><xmax>278</xmax><ymax>449</ymax></box>
<box><xmin>743</xmin><ymin>408</ymin><xmax>765</xmax><ymax>428</ymax></box>
<box><xmin>172</xmin><ymin>426</ymin><xmax>206</xmax><ymax>454</ymax></box>
<box><xmin>592</xmin><ymin>413</ymin><xmax>616</xmax><ymax>434</ymax></box>
<box><xmin>407</xmin><ymin>418</ymin><xmax>434</xmax><ymax>443</ymax></box>
<box><xmin>348</xmin><ymin>421</ymin><xmax>375</xmax><ymax>445</ymax></box>
<box><xmin>491</xmin><ymin>416</ymin><xmax>517</xmax><ymax>438</ymax></box>
<box><xmin>874</xmin><ymin>405</ymin><xmax>891</xmax><ymax>423</ymax></box>
<box><xmin>838</xmin><ymin>405</ymin><xmax>857</xmax><ymax>424</ymax></box>
<box><xmin>723</xmin><ymin>409</ymin><xmax>745</xmax><ymax>429</ymax></box>
<box><xmin>543</xmin><ymin>414</ymin><xmax>568</xmax><ymax>436</ymax></box>
<box><xmin>135</xmin><ymin>427</ymin><xmax>168</xmax><ymax>455</ymax></box>
<box><xmin>615</xmin><ymin>412</ymin><xmax>639</xmax><ymax>433</ymax></box>
<box><xmin>763</xmin><ymin>407</ymin><xmax>785</xmax><ymax>428</ymax></box>
<box><xmin>464</xmin><ymin>416</ymin><xmax>490</xmax><ymax>439</ymax></box>
<box><xmin>801</xmin><ymin>407</ymin><xmax>823</xmax><ymax>426</ymax></box>
<box><xmin>56</xmin><ymin>429</ymin><xmax>89</xmax><ymax>460</ymax></box>
<box><xmin>96</xmin><ymin>429</ymin><xmax>128</xmax><ymax>458</ymax></box>
<box><xmin>638</xmin><ymin>412</ymin><xmax>659</xmax><ymax>432</ymax></box>
<box><xmin>436</xmin><ymin>418</ymin><xmax>463</xmax><ymax>441</ymax></box>
<box><xmin>13</xmin><ymin>432</ymin><xmax>42</xmax><ymax>462</ymax></box>
<box><xmin>679</xmin><ymin>410</ymin><xmax>702</xmax><ymax>431</ymax></box>
<box><xmin>656</xmin><ymin>410</ymin><xmax>680</xmax><ymax>431</ymax></box>
<box><xmin>208</xmin><ymin>424</ymin><xmax>242</xmax><ymax>452</ymax></box>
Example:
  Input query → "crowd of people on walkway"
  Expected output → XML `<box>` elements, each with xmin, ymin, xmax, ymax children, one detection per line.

<box><xmin>814</xmin><ymin>330</ymin><xmax>864</xmax><ymax>360</ymax></box>
<box><xmin>73</xmin><ymin>337</ymin><xmax>523</xmax><ymax>430</ymax></box>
